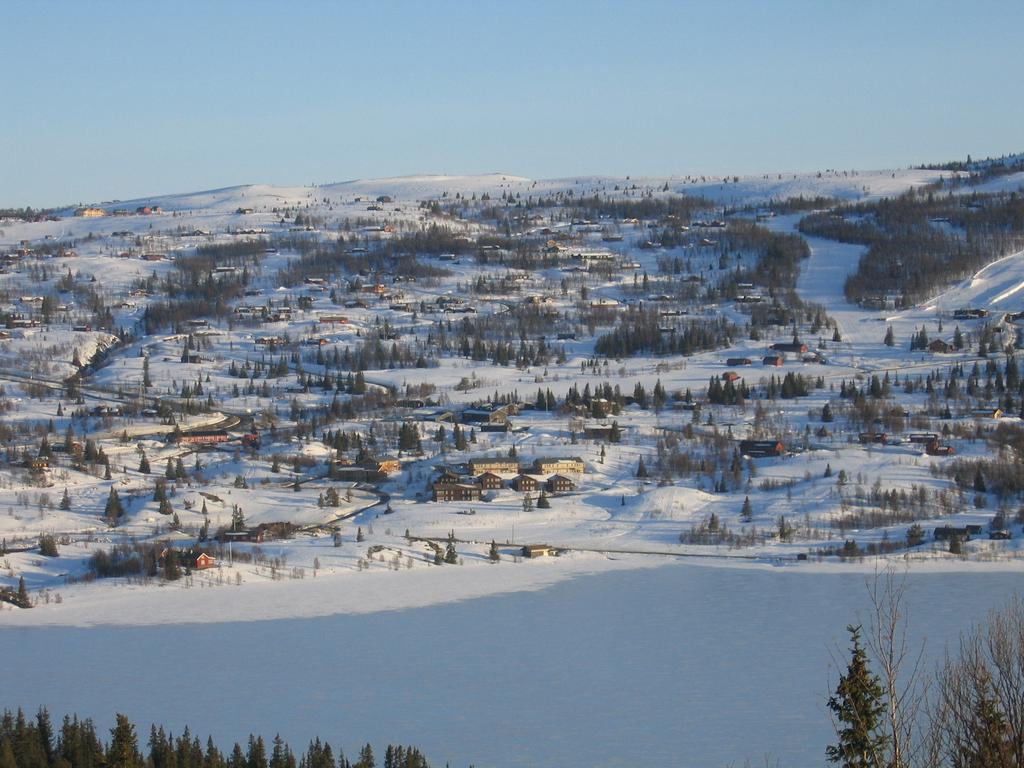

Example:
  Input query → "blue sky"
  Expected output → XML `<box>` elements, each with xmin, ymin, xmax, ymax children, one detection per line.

<box><xmin>3</xmin><ymin>0</ymin><xmax>1022</xmax><ymax>207</ymax></box>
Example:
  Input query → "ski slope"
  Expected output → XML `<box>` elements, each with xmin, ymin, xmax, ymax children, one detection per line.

<box><xmin>922</xmin><ymin>248</ymin><xmax>1024</xmax><ymax>314</ymax></box>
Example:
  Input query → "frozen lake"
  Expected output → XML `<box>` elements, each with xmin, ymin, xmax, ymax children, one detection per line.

<box><xmin>1</xmin><ymin>563</ymin><xmax>1020</xmax><ymax>767</ymax></box>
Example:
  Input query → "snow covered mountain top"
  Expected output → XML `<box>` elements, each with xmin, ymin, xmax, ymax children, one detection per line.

<box><xmin>59</xmin><ymin>166</ymin><xmax>955</xmax><ymax>217</ymax></box>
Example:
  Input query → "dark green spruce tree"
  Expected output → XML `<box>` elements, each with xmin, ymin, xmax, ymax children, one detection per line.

<box><xmin>826</xmin><ymin>624</ymin><xmax>888</xmax><ymax>768</ymax></box>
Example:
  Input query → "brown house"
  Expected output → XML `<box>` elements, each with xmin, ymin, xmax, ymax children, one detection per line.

<box><xmin>762</xmin><ymin>355</ymin><xmax>784</xmax><ymax>367</ymax></box>
<box><xmin>546</xmin><ymin>474</ymin><xmax>576</xmax><ymax>493</ymax></box>
<box><xmin>770</xmin><ymin>342</ymin><xmax>808</xmax><ymax>354</ymax></box>
<box><xmin>511</xmin><ymin>474</ymin><xmax>540</xmax><ymax>492</ymax></box>
<box><xmin>738</xmin><ymin>439</ymin><xmax>785</xmax><ymax>458</ymax></box>
<box><xmin>366</xmin><ymin>458</ymin><xmax>401</xmax><ymax>475</ymax></box>
<box><xmin>432</xmin><ymin>482</ymin><xmax>482</xmax><ymax>502</ymax></box>
<box><xmin>583</xmin><ymin>424</ymin><xmax>614</xmax><ymax>440</ymax></box>
<box><xmin>477</xmin><ymin>472</ymin><xmax>504</xmax><ymax>490</ymax></box>
<box><xmin>173</xmin><ymin>430</ymin><xmax>230</xmax><ymax>446</ymax></box>
<box><xmin>220</xmin><ymin>529</ymin><xmax>265</xmax><ymax>544</ymax></box>
<box><xmin>928</xmin><ymin>339</ymin><xmax>951</xmax><ymax>354</ymax></box>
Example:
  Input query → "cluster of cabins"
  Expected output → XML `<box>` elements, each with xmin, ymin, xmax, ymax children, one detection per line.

<box><xmin>724</xmin><ymin>342</ymin><xmax>826</xmax><ymax>369</ymax></box>
<box><xmin>933</xmin><ymin>524</ymin><xmax>1011</xmax><ymax>542</ymax></box>
<box><xmin>856</xmin><ymin>430</ymin><xmax>975</xmax><ymax>456</ymax></box>
<box><xmin>431</xmin><ymin>457</ymin><xmax>584</xmax><ymax>502</ymax></box>
<box><xmin>410</xmin><ymin>401</ymin><xmax>518</xmax><ymax>433</ymax></box>
<box><xmin>760</xmin><ymin>342</ymin><xmax>828</xmax><ymax>367</ymax></box>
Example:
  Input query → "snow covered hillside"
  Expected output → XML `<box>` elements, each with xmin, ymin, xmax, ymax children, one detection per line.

<box><xmin>3</xmin><ymin>156</ymin><xmax>1024</xmax><ymax>626</ymax></box>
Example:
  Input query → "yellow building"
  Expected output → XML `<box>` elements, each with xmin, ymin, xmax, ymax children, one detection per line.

<box><xmin>468</xmin><ymin>458</ymin><xmax>521</xmax><ymax>475</ymax></box>
<box><xmin>532</xmin><ymin>457</ymin><xmax>586</xmax><ymax>474</ymax></box>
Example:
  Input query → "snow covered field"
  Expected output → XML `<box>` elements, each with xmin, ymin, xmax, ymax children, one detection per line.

<box><xmin>1</xmin><ymin>563</ymin><xmax>1019</xmax><ymax>767</ymax></box>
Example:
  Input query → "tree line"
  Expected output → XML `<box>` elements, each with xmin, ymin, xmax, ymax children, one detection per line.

<box><xmin>594</xmin><ymin>308</ymin><xmax>735</xmax><ymax>357</ymax></box>
<box><xmin>0</xmin><ymin>709</ymin><xmax>432</xmax><ymax>768</ymax></box>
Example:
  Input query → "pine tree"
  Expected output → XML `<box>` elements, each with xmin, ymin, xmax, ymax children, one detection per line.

<box><xmin>444</xmin><ymin>532</ymin><xmax>458</xmax><ymax>564</ymax></box>
<box><xmin>537</xmin><ymin>490</ymin><xmax>551</xmax><ymax>509</ymax></box>
<box><xmin>354</xmin><ymin>744</ymin><xmax>374</xmax><ymax>768</ymax></box>
<box><xmin>39</xmin><ymin>534</ymin><xmax>58</xmax><ymax>557</ymax></box>
<box><xmin>636</xmin><ymin>456</ymin><xmax>649</xmax><ymax>478</ymax></box>
<box><xmin>0</xmin><ymin>732</ymin><xmax>18</xmax><ymax>768</ymax></box>
<box><xmin>489</xmin><ymin>540</ymin><xmax>500</xmax><ymax>562</ymax></box>
<box><xmin>105</xmin><ymin>488</ymin><xmax>123</xmax><ymax>524</ymax></box>
<box><xmin>247</xmin><ymin>735</ymin><xmax>268</xmax><ymax>768</ymax></box>
<box><xmin>352</xmin><ymin>371</ymin><xmax>367</xmax><ymax>395</ymax></box>
<box><xmin>59</xmin><ymin>487</ymin><xmax>71</xmax><ymax>510</ymax></box>
<box><xmin>137</xmin><ymin>452</ymin><xmax>150</xmax><ymax>474</ymax></box>
<box><xmin>163</xmin><ymin>549</ymin><xmax>182</xmax><ymax>581</ymax></box>
<box><xmin>974</xmin><ymin>467</ymin><xmax>987</xmax><ymax>493</ymax></box>
<box><xmin>883</xmin><ymin>326</ymin><xmax>895</xmax><ymax>347</ymax></box>
<box><xmin>826</xmin><ymin>625</ymin><xmax>889</xmax><ymax>768</ymax></box>
<box><xmin>905</xmin><ymin>523</ymin><xmax>925</xmax><ymax>547</ymax></box>
<box><xmin>740</xmin><ymin>496</ymin><xmax>753</xmax><ymax>522</ymax></box>
<box><xmin>16</xmin><ymin>576</ymin><xmax>29</xmax><ymax>607</ymax></box>
<box><xmin>108</xmin><ymin>714</ymin><xmax>143</xmax><ymax>768</ymax></box>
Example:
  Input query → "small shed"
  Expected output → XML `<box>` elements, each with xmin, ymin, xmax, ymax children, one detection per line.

<box><xmin>521</xmin><ymin>544</ymin><xmax>557</xmax><ymax>558</ymax></box>
<box><xmin>193</xmin><ymin>552</ymin><xmax>216</xmax><ymax>570</ymax></box>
